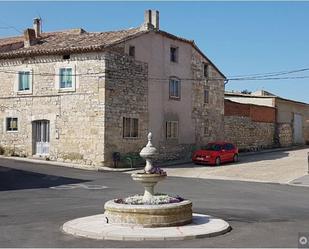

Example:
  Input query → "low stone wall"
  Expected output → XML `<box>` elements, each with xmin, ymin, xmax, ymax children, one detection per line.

<box><xmin>224</xmin><ymin>116</ymin><xmax>275</xmax><ymax>151</ymax></box>
<box><xmin>156</xmin><ymin>143</ymin><xmax>195</xmax><ymax>162</ymax></box>
<box><xmin>276</xmin><ymin>123</ymin><xmax>293</xmax><ymax>147</ymax></box>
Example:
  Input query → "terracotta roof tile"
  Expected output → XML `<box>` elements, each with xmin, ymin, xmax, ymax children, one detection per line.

<box><xmin>0</xmin><ymin>27</ymin><xmax>146</xmax><ymax>58</ymax></box>
<box><xmin>0</xmin><ymin>27</ymin><xmax>226</xmax><ymax>79</ymax></box>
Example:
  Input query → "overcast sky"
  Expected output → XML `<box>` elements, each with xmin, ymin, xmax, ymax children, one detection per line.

<box><xmin>0</xmin><ymin>1</ymin><xmax>308</xmax><ymax>103</ymax></box>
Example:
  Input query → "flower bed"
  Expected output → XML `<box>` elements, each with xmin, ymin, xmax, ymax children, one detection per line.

<box><xmin>115</xmin><ymin>194</ymin><xmax>184</xmax><ymax>205</ymax></box>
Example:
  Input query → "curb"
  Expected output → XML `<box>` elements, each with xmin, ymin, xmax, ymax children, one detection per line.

<box><xmin>62</xmin><ymin>213</ymin><xmax>231</xmax><ymax>241</ymax></box>
<box><xmin>239</xmin><ymin>145</ymin><xmax>308</xmax><ymax>157</ymax></box>
<box><xmin>0</xmin><ymin>155</ymin><xmax>98</xmax><ymax>171</ymax></box>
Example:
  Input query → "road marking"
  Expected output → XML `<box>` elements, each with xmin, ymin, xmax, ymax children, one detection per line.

<box><xmin>50</xmin><ymin>183</ymin><xmax>108</xmax><ymax>190</ymax></box>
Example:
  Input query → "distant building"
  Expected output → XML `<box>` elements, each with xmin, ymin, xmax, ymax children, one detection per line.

<box><xmin>0</xmin><ymin>10</ymin><xmax>226</xmax><ymax>168</ymax></box>
<box><xmin>225</xmin><ymin>91</ymin><xmax>309</xmax><ymax>146</ymax></box>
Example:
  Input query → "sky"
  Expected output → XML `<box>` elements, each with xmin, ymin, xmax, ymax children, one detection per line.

<box><xmin>0</xmin><ymin>1</ymin><xmax>308</xmax><ymax>103</ymax></box>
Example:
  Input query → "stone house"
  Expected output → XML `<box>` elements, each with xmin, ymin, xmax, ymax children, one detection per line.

<box><xmin>225</xmin><ymin>90</ymin><xmax>309</xmax><ymax>147</ymax></box>
<box><xmin>0</xmin><ymin>10</ymin><xmax>226</xmax><ymax>168</ymax></box>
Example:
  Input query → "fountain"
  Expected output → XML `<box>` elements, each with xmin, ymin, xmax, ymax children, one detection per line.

<box><xmin>62</xmin><ymin>132</ymin><xmax>231</xmax><ymax>240</ymax></box>
<box><xmin>104</xmin><ymin>132</ymin><xmax>192</xmax><ymax>227</ymax></box>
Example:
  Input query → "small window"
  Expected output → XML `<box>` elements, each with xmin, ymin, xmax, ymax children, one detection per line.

<box><xmin>204</xmin><ymin>120</ymin><xmax>209</xmax><ymax>136</ymax></box>
<box><xmin>204</xmin><ymin>90</ymin><xmax>209</xmax><ymax>104</ymax></box>
<box><xmin>169</xmin><ymin>78</ymin><xmax>181</xmax><ymax>99</ymax></box>
<box><xmin>18</xmin><ymin>71</ymin><xmax>30</xmax><ymax>91</ymax></box>
<box><xmin>123</xmin><ymin>117</ymin><xmax>138</xmax><ymax>138</ymax></box>
<box><xmin>170</xmin><ymin>47</ymin><xmax>178</xmax><ymax>62</ymax></box>
<box><xmin>129</xmin><ymin>46</ymin><xmax>135</xmax><ymax>57</ymax></box>
<box><xmin>166</xmin><ymin>121</ymin><xmax>178</xmax><ymax>139</ymax></box>
<box><xmin>59</xmin><ymin>68</ymin><xmax>73</xmax><ymax>89</ymax></box>
<box><xmin>203</xmin><ymin>63</ymin><xmax>209</xmax><ymax>78</ymax></box>
<box><xmin>63</xmin><ymin>54</ymin><xmax>71</xmax><ymax>60</ymax></box>
<box><xmin>6</xmin><ymin>117</ymin><xmax>18</xmax><ymax>132</ymax></box>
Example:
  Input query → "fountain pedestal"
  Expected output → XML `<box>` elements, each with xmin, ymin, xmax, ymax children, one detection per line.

<box><xmin>131</xmin><ymin>173</ymin><xmax>166</xmax><ymax>203</ymax></box>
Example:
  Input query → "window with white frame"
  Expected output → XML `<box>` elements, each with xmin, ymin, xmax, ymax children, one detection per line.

<box><xmin>166</xmin><ymin>121</ymin><xmax>178</xmax><ymax>139</ymax></box>
<box><xmin>6</xmin><ymin>117</ymin><xmax>18</xmax><ymax>132</ymax></box>
<box><xmin>18</xmin><ymin>71</ymin><xmax>30</xmax><ymax>91</ymax></box>
<box><xmin>59</xmin><ymin>68</ymin><xmax>73</xmax><ymax>89</ymax></box>
<box><xmin>169</xmin><ymin>77</ymin><xmax>181</xmax><ymax>99</ymax></box>
<box><xmin>123</xmin><ymin>117</ymin><xmax>138</xmax><ymax>138</ymax></box>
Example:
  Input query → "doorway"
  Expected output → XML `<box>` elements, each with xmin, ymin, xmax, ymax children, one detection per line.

<box><xmin>32</xmin><ymin>120</ymin><xmax>50</xmax><ymax>155</ymax></box>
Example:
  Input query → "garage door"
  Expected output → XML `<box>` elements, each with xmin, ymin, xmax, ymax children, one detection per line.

<box><xmin>293</xmin><ymin>113</ymin><xmax>304</xmax><ymax>144</ymax></box>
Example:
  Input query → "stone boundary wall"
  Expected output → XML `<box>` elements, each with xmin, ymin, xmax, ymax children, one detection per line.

<box><xmin>224</xmin><ymin>116</ymin><xmax>275</xmax><ymax>151</ymax></box>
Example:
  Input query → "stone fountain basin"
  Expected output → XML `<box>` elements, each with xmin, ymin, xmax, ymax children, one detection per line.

<box><xmin>131</xmin><ymin>172</ymin><xmax>166</xmax><ymax>183</ymax></box>
<box><xmin>104</xmin><ymin>199</ymin><xmax>192</xmax><ymax>228</ymax></box>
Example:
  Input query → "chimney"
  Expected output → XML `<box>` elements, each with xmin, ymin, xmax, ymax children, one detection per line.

<box><xmin>141</xmin><ymin>10</ymin><xmax>159</xmax><ymax>31</ymax></box>
<box><xmin>24</xmin><ymin>28</ymin><xmax>37</xmax><ymax>48</ymax></box>
<box><xmin>33</xmin><ymin>17</ymin><xmax>41</xmax><ymax>37</ymax></box>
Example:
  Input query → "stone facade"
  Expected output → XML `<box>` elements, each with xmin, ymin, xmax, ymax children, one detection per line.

<box><xmin>224</xmin><ymin>116</ymin><xmax>275</xmax><ymax>151</ymax></box>
<box><xmin>0</xmin><ymin>31</ymin><xmax>225</xmax><ymax>168</ymax></box>
<box><xmin>191</xmin><ymin>49</ymin><xmax>225</xmax><ymax>147</ymax></box>
<box><xmin>0</xmin><ymin>53</ymin><xmax>109</xmax><ymax>167</ymax></box>
<box><xmin>0</xmin><ymin>50</ymin><xmax>151</xmax><ymax>168</ymax></box>
<box><xmin>103</xmin><ymin>52</ymin><xmax>149</xmax><ymax>166</ymax></box>
<box><xmin>276</xmin><ymin>123</ymin><xmax>293</xmax><ymax>147</ymax></box>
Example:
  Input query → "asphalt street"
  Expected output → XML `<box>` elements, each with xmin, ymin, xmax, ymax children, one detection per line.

<box><xmin>0</xmin><ymin>157</ymin><xmax>309</xmax><ymax>247</ymax></box>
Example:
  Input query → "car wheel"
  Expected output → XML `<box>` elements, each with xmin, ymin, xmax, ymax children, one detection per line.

<box><xmin>233</xmin><ymin>154</ymin><xmax>239</xmax><ymax>162</ymax></box>
<box><xmin>215</xmin><ymin>157</ymin><xmax>221</xmax><ymax>166</ymax></box>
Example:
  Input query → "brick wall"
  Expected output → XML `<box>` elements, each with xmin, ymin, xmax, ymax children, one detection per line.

<box><xmin>225</xmin><ymin>99</ymin><xmax>275</xmax><ymax>123</ymax></box>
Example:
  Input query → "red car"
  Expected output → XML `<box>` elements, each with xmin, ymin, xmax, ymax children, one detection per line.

<box><xmin>192</xmin><ymin>142</ymin><xmax>239</xmax><ymax>166</ymax></box>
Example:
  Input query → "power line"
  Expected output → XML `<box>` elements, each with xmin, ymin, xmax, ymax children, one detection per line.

<box><xmin>0</xmin><ymin>67</ymin><xmax>308</xmax><ymax>81</ymax></box>
<box><xmin>230</xmin><ymin>75</ymin><xmax>309</xmax><ymax>81</ymax></box>
<box><xmin>0</xmin><ymin>19</ymin><xmax>22</xmax><ymax>34</ymax></box>
<box><xmin>225</xmin><ymin>68</ymin><xmax>309</xmax><ymax>79</ymax></box>
<box><xmin>228</xmin><ymin>67</ymin><xmax>309</xmax><ymax>78</ymax></box>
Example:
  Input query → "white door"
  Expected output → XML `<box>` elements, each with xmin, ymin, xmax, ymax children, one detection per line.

<box><xmin>34</xmin><ymin>120</ymin><xmax>50</xmax><ymax>155</ymax></box>
<box><xmin>293</xmin><ymin>113</ymin><xmax>304</xmax><ymax>144</ymax></box>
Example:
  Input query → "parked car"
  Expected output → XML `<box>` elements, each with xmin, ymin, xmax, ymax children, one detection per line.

<box><xmin>192</xmin><ymin>142</ymin><xmax>239</xmax><ymax>166</ymax></box>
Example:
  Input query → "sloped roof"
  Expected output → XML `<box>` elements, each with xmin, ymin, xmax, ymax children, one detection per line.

<box><xmin>0</xmin><ymin>27</ymin><xmax>145</xmax><ymax>58</ymax></box>
<box><xmin>225</xmin><ymin>91</ymin><xmax>309</xmax><ymax>106</ymax></box>
<box><xmin>0</xmin><ymin>26</ymin><xmax>226</xmax><ymax>78</ymax></box>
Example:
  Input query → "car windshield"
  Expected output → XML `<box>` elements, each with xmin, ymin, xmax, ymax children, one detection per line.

<box><xmin>201</xmin><ymin>143</ymin><xmax>222</xmax><ymax>151</ymax></box>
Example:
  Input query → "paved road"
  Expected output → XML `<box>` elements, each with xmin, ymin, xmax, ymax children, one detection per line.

<box><xmin>152</xmin><ymin>147</ymin><xmax>309</xmax><ymax>184</ymax></box>
<box><xmin>1</xmin><ymin>157</ymin><xmax>309</xmax><ymax>247</ymax></box>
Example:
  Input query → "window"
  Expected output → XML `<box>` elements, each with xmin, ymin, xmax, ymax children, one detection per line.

<box><xmin>204</xmin><ymin>90</ymin><xmax>209</xmax><ymax>104</ymax></box>
<box><xmin>129</xmin><ymin>46</ymin><xmax>135</xmax><ymax>57</ymax></box>
<box><xmin>166</xmin><ymin>121</ymin><xmax>178</xmax><ymax>139</ymax></box>
<box><xmin>204</xmin><ymin>120</ymin><xmax>209</xmax><ymax>136</ymax></box>
<box><xmin>62</xmin><ymin>54</ymin><xmax>71</xmax><ymax>60</ymax></box>
<box><xmin>59</xmin><ymin>68</ymin><xmax>73</xmax><ymax>89</ymax></box>
<box><xmin>6</xmin><ymin>117</ymin><xmax>18</xmax><ymax>132</ymax></box>
<box><xmin>123</xmin><ymin>117</ymin><xmax>138</xmax><ymax>138</ymax></box>
<box><xmin>18</xmin><ymin>71</ymin><xmax>30</xmax><ymax>91</ymax></box>
<box><xmin>170</xmin><ymin>47</ymin><xmax>178</xmax><ymax>62</ymax></box>
<box><xmin>225</xmin><ymin>143</ymin><xmax>235</xmax><ymax>150</ymax></box>
<box><xmin>169</xmin><ymin>78</ymin><xmax>181</xmax><ymax>99</ymax></box>
<box><xmin>203</xmin><ymin>63</ymin><xmax>209</xmax><ymax>78</ymax></box>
